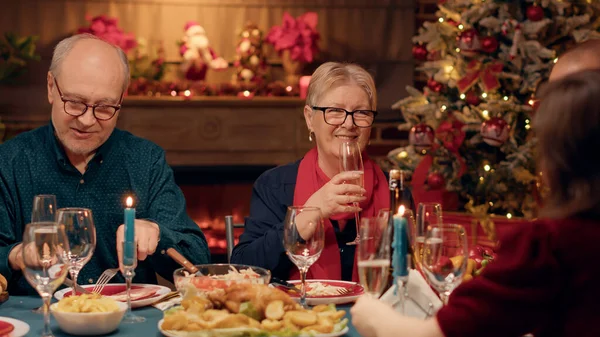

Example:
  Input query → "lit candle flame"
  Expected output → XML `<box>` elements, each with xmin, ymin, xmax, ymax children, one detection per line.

<box><xmin>126</xmin><ymin>196</ymin><xmax>133</xmax><ymax>208</ymax></box>
<box><xmin>398</xmin><ymin>205</ymin><xmax>405</xmax><ymax>216</ymax></box>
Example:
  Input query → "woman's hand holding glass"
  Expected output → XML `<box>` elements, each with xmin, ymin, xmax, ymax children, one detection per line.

<box><xmin>22</xmin><ymin>222</ymin><xmax>70</xmax><ymax>337</ymax></box>
<box><xmin>304</xmin><ymin>171</ymin><xmax>366</xmax><ymax>219</ymax></box>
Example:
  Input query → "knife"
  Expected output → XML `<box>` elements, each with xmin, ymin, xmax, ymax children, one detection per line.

<box><xmin>63</xmin><ymin>278</ymin><xmax>92</xmax><ymax>294</ymax></box>
<box><xmin>270</xmin><ymin>277</ymin><xmax>301</xmax><ymax>292</ymax></box>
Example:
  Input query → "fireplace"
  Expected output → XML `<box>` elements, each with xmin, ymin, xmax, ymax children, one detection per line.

<box><xmin>174</xmin><ymin>165</ymin><xmax>274</xmax><ymax>262</ymax></box>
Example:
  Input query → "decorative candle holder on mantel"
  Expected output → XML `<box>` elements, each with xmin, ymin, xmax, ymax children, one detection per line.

<box><xmin>281</xmin><ymin>50</ymin><xmax>304</xmax><ymax>86</ymax></box>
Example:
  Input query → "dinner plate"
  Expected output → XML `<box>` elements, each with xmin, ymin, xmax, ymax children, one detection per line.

<box><xmin>54</xmin><ymin>283</ymin><xmax>171</xmax><ymax>308</ymax></box>
<box><xmin>158</xmin><ymin>319</ymin><xmax>349</xmax><ymax>337</ymax></box>
<box><xmin>0</xmin><ymin>317</ymin><xmax>30</xmax><ymax>337</ymax></box>
<box><xmin>275</xmin><ymin>280</ymin><xmax>364</xmax><ymax>305</ymax></box>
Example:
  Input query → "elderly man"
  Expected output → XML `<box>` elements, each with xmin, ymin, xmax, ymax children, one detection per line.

<box><xmin>0</xmin><ymin>34</ymin><xmax>210</xmax><ymax>295</ymax></box>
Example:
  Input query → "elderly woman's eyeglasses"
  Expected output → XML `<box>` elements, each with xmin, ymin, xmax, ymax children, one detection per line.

<box><xmin>312</xmin><ymin>106</ymin><xmax>377</xmax><ymax>128</ymax></box>
<box><xmin>53</xmin><ymin>78</ymin><xmax>122</xmax><ymax>121</ymax></box>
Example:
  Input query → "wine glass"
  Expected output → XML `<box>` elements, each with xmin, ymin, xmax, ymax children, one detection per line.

<box><xmin>339</xmin><ymin>141</ymin><xmax>364</xmax><ymax>245</ymax></box>
<box><xmin>121</xmin><ymin>241</ymin><xmax>145</xmax><ymax>323</ymax></box>
<box><xmin>30</xmin><ymin>195</ymin><xmax>58</xmax><ymax>314</ymax></box>
<box><xmin>420</xmin><ymin>224</ymin><xmax>468</xmax><ymax>304</ymax></box>
<box><xmin>56</xmin><ymin>208</ymin><xmax>96</xmax><ymax>296</ymax></box>
<box><xmin>357</xmin><ymin>216</ymin><xmax>391</xmax><ymax>297</ymax></box>
<box><xmin>22</xmin><ymin>222</ymin><xmax>70</xmax><ymax>337</ymax></box>
<box><xmin>283</xmin><ymin>206</ymin><xmax>325</xmax><ymax>308</ymax></box>
<box><xmin>414</xmin><ymin>203</ymin><xmax>442</xmax><ymax>268</ymax></box>
<box><xmin>32</xmin><ymin>195</ymin><xmax>57</xmax><ymax>223</ymax></box>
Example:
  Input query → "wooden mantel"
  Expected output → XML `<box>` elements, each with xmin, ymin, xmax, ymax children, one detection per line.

<box><xmin>119</xmin><ymin>96</ymin><xmax>310</xmax><ymax>166</ymax></box>
<box><xmin>1</xmin><ymin>96</ymin><xmax>312</xmax><ymax>167</ymax></box>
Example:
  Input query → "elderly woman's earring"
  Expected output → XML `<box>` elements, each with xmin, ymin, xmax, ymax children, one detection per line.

<box><xmin>309</xmin><ymin>131</ymin><xmax>315</xmax><ymax>142</ymax></box>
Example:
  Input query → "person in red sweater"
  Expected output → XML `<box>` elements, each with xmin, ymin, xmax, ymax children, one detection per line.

<box><xmin>351</xmin><ymin>63</ymin><xmax>600</xmax><ymax>336</ymax></box>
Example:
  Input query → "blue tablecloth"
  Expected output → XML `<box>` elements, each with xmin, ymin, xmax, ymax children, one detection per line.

<box><xmin>0</xmin><ymin>296</ymin><xmax>361</xmax><ymax>337</ymax></box>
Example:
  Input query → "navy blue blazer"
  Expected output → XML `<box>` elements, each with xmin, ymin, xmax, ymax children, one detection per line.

<box><xmin>230</xmin><ymin>160</ymin><xmax>415</xmax><ymax>280</ymax></box>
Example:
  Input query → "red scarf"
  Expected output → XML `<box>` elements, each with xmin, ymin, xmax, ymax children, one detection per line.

<box><xmin>290</xmin><ymin>147</ymin><xmax>389</xmax><ymax>281</ymax></box>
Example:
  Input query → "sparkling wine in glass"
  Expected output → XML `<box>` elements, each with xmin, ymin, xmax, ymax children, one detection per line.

<box><xmin>414</xmin><ymin>203</ymin><xmax>442</xmax><ymax>268</ymax></box>
<box><xmin>340</xmin><ymin>140</ymin><xmax>364</xmax><ymax>245</ymax></box>
<box><xmin>283</xmin><ymin>206</ymin><xmax>325</xmax><ymax>308</ymax></box>
<box><xmin>22</xmin><ymin>222</ymin><xmax>70</xmax><ymax>337</ymax></box>
<box><xmin>32</xmin><ymin>195</ymin><xmax>57</xmax><ymax>223</ymax></box>
<box><xmin>57</xmin><ymin>208</ymin><xmax>96</xmax><ymax>296</ymax></box>
<box><xmin>357</xmin><ymin>217</ymin><xmax>391</xmax><ymax>297</ymax></box>
<box><xmin>421</xmin><ymin>224</ymin><xmax>468</xmax><ymax>304</ymax></box>
<box><xmin>30</xmin><ymin>194</ymin><xmax>58</xmax><ymax>314</ymax></box>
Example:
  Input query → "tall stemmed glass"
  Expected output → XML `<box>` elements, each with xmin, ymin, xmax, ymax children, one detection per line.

<box><xmin>121</xmin><ymin>240</ymin><xmax>145</xmax><ymax>323</ymax></box>
<box><xmin>340</xmin><ymin>141</ymin><xmax>364</xmax><ymax>245</ymax></box>
<box><xmin>22</xmin><ymin>222</ymin><xmax>70</xmax><ymax>337</ymax></box>
<box><xmin>414</xmin><ymin>203</ymin><xmax>443</xmax><ymax>269</ymax></box>
<box><xmin>32</xmin><ymin>195</ymin><xmax>57</xmax><ymax>223</ymax></box>
<box><xmin>30</xmin><ymin>194</ymin><xmax>58</xmax><ymax>314</ymax></box>
<box><xmin>283</xmin><ymin>206</ymin><xmax>325</xmax><ymax>308</ymax></box>
<box><xmin>56</xmin><ymin>208</ymin><xmax>96</xmax><ymax>296</ymax></box>
<box><xmin>420</xmin><ymin>224</ymin><xmax>468</xmax><ymax>304</ymax></box>
<box><xmin>357</xmin><ymin>216</ymin><xmax>391</xmax><ymax>298</ymax></box>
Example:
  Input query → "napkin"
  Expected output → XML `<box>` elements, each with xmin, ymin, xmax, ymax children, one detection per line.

<box><xmin>380</xmin><ymin>269</ymin><xmax>443</xmax><ymax>319</ymax></box>
<box><xmin>152</xmin><ymin>293</ymin><xmax>182</xmax><ymax>311</ymax></box>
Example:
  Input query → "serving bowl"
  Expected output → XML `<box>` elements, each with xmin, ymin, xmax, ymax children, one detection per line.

<box><xmin>50</xmin><ymin>300</ymin><xmax>127</xmax><ymax>335</ymax></box>
<box><xmin>173</xmin><ymin>263</ymin><xmax>271</xmax><ymax>296</ymax></box>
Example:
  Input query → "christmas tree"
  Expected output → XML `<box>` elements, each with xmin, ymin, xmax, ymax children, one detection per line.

<box><xmin>390</xmin><ymin>0</ymin><xmax>600</xmax><ymax>218</ymax></box>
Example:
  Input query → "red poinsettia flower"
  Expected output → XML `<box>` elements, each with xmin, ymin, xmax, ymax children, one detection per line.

<box><xmin>266</xmin><ymin>12</ymin><xmax>320</xmax><ymax>63</ymax></box>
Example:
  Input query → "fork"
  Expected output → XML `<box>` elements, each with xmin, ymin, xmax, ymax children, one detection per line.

<box><xmin>92</xmin><ymin>268</ymin><xmax>119</xmax><ymax>293</ymax></box>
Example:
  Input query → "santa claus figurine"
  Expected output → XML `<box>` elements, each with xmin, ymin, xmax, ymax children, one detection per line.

<box><xmin>179</xmin><ymin>21</ymin><xmax>228</xmax><ymax>81</ymax></box>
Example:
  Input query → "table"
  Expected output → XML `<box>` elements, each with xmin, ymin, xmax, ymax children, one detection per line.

<box><xmin>0</xmin><ymin>296</ymin><xmax>361</xmax><ymax>337</ymax></box>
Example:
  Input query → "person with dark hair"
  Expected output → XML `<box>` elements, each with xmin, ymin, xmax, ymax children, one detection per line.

<box><xmin>350</xmin><ymin>70</ymin><xmax>600</xmax><ymax>337</ymax></box>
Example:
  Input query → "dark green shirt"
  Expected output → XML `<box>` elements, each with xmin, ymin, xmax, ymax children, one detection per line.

<box><xmin>0</xmin><ymin>124</ymin><xmax>210</xmax><ymax>295</ymax></box>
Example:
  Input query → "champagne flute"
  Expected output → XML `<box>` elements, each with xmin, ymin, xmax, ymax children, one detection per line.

<box><xmin>30</xmin><ymin>194</ymin><xmax>58</xmax><ymax>314</ymax></box>
<box><xmin>414</xmin><ymin>203</ymin><xmax>442</xmax><ymax>268</ymax></box>
<box><xmin>357</xmin><ymin>216</ymin><xmax>391</xmax><ymax>297</ymax></box>
<box><xmin>283</xmin><ymin>206</ymin><xmax>325</xmax><ymax>308</ymax></box>
<box><xmin>121</xmin><ymin>241</ymin><xmax>145</xmax><ymax>323</ymax></box>
<box><xmin>56</xmin><ymin>208</ymin><xmax>96</xmax><ymax>296</ymax></box>
<box><xmin>340</xmin><ymin>141</ymin><xmax>364</xmax><ymax>245</ymax></box>
<box><xmin>32</xmin><ymin>195</ymin><xmax>57</xmax><ymax>223</ymax></box>
<box><xmin>22</xmin><ymin>222</ymin><xmax>70</xmax><ymax>337</ymax></box>
<box><xmin>420</xmin><ymin>224</ymin><xmax>468</xmax><ymax>304</ymax></box>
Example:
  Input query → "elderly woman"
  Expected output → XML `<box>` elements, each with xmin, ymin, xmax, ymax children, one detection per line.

<box><xmin>231</xmin><ymin>62</ymin><xmax>413</xmax><ymax>281</ymax></box>
<box><xmin>350</xmin><ymin>69</ymin><xmax>600</xmax><ymax>337</ymax></box>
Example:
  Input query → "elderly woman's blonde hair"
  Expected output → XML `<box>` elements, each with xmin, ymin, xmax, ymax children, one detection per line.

<box><xmin>305</xmin><ymin>62</ymin><xmax>377</xmax><ymax>111</ymax></box>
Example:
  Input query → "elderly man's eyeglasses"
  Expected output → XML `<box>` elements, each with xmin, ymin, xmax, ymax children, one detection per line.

<box><xmin>312</xmin><ymin>106</ymin><xmax>377</xmax><ymax>128</ymax></box>
<box><xmin>53</xmin><ymin>78</ymin><xmax>122</xmax><ymax>121</ymax></box>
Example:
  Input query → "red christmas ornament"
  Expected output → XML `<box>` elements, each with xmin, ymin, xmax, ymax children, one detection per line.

<box><xmin>457</xmin><ymin>29</ymin><xmax>481</xmax><ymax>57</ymax></box>
<box><xmin>480</xmin><ymin>36</ymin><xmax>499</xmax><ymax>53</ymax></box>
<box><xmin>412</xmin><ymin>44</ymin><xmax>428</xmax><ymax>61</ymax></box>
<box><xmin>427</xmin><ymin>78</ymin><xmax>444</xmax><ymax>93</ymax></box>
<box><xmin>409</xmin><ymin>123</ymin><xmax>435</xmax><ymax>152</ymax></box>
<box><xmin>481</xmin><ymin>117</ymin><xmax>510</xmax><ymax>147</ymax></box>
<box><xmin>526</xmin><ymin>5</ymin><xmax>544</xmax><ymax>22</ymax></box>
<box><xmin>427</xmin><ymin>172</ymin><xmax>445</xmax><ymax>190</ymax></box>
<box><xmin>465</xmin><ymin>90</ymin><xmax>481</xmax><ymax>106</ymax></box>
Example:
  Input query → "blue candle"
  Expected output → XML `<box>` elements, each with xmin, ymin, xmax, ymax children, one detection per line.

<box><xmin>392</xmin><ymin>206</ymin><xmax>409</xmax><ymax>278</ymax></box>
<box><xmin>124</xmin><ymin>196</ymin><xmax>135</xmax><ymax>263</ymax></box>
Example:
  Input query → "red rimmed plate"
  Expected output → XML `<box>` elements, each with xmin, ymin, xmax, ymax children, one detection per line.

<box><xmin>0</xmin><ymin>317</ymin><xmax>29</xmax><ymax>337</ymax></box>
<box><xmin>54</xmin><ymin>283</ymin><xmax>171</xmax><ymax>308</ymax></box>
<box><xmin>275</xmin><ymin>279</ymin><xmax>364</xmax><ymax>305</ymax></box>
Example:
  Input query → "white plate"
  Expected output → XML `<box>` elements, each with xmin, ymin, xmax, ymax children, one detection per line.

<box><xmin>0</xmin><ymin>317</ymin><xmax>30</xmax><ymax>337</ymax></box>
<box><xmin>275</xmin><ymin>280</ymin><xmax>364</xmax><ymax>306</ymax></box>
<box><xmin>158</xmin><ymin>319</ymin><xmax>349</xmax><ymax>337</ymax></box>
<box><xmin>55</xmin><ymin>283</ymin><xmax>171</xmax><ymax>308</ymax></box>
